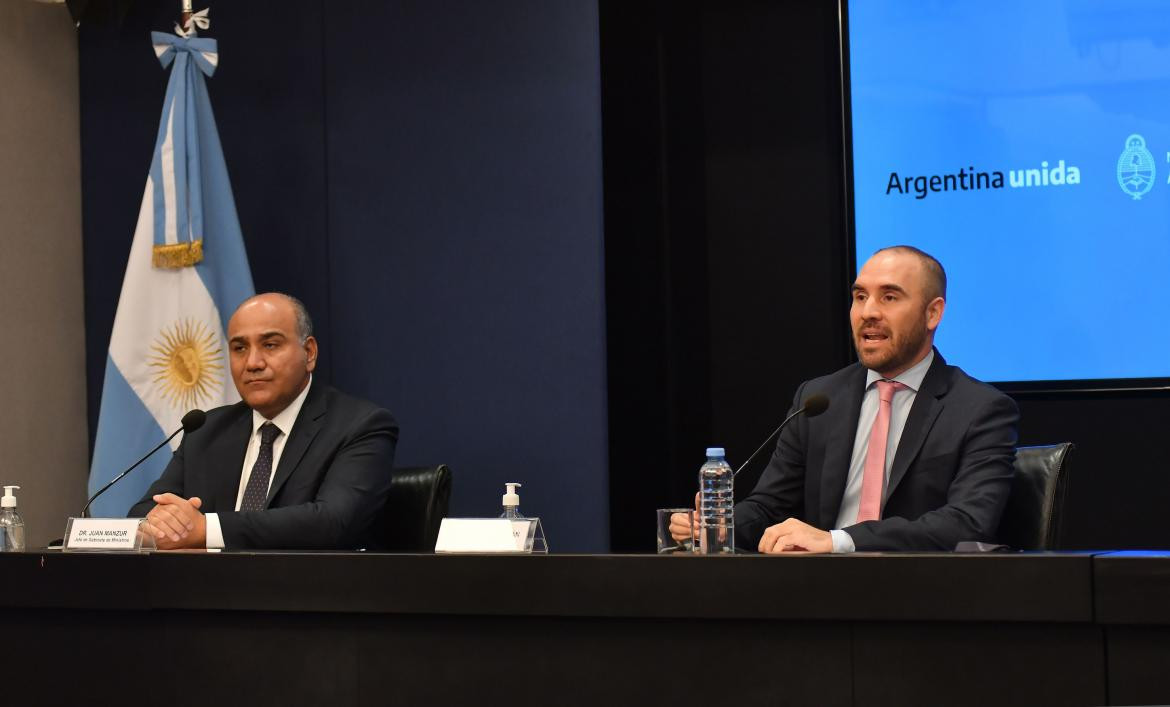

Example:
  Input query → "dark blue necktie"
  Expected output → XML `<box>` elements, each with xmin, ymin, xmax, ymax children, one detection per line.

<box><xmin>240</xmin><ymin>422</ymin><xmax>280</xmax><ymax>511</ymax></box>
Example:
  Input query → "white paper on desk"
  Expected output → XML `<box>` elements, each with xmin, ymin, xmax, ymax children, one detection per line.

<box><xmin>434</xmin><ymin>518</ymin><xmax>531</xmax><ymax>553</ymax></box>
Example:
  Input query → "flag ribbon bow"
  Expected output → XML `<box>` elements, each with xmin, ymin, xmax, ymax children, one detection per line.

<box><xmin>151</xmin><ymin>32</ymin><xmax>218</xmax><ymax>77</ymax></box>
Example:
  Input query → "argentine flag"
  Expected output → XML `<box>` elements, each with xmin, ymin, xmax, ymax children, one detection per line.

<box><xmin>87</xmin><ymin>26</ymin><xmax>254</xmax><ymax>517</ymax></box>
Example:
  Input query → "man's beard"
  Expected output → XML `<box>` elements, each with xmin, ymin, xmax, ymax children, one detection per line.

<box><xmin>854</xmin><ymin>312</ymin><xmax>931</xmax><ymax>374</ymax></box>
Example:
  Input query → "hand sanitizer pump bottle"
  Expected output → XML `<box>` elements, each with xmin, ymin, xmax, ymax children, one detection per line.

<box><xmin>500</xmin><ymin>482</ymin><xmax>525</xmax><ymax>519</ymax></box>
<box><xmin>0</xmin><ymin>486</ymin><xmax>26</xmax><ymax>552</ymax></box>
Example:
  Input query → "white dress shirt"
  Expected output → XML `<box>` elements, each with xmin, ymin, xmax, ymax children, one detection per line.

<box><xmin>205</xmin><ymin>376</ymin><xmax>313</xmax><ymax>549</ymax></box>
<box><xmin>829</xmin><ymin>350</ymin><xmax>934</xmax><ymax>553</ymax></box>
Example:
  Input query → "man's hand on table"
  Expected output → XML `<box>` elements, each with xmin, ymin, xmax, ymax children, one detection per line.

<box><xmin>759</xmin><ymin>518</ymin><xmax>833</xmax><ymax>554</ymax></box>
<box><xmin>143</xmin><ymin>493</ymin><xmax>206</xmax><ymax>549</ymax></box>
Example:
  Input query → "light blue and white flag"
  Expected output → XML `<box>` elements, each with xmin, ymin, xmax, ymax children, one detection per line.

<box><xmin>87</xmin><ymin>23</ymin><xmax>254</xmax><ymax>517</ymax></box>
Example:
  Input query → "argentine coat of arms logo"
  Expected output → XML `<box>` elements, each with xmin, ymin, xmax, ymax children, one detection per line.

<box><xmin>1117</xmin><ymin>134</ymin><xmax>1156</xmax><ymax>200</ymax></box>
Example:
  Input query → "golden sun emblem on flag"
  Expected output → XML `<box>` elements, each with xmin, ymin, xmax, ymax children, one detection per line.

<box><xmin>148</xmin><ymin>319</ymin><xmax>224</xmax><ymax>409</ymax></box>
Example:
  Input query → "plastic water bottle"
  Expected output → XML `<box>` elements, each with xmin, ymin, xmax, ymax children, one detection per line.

<box><xmin>0</xmin><ymin>486</ymin><xmax>26</xmax><ymax>552</ymax></box>
<box><xmin>698</xmin><ymin>448</ymin><xmax>734</xmax><ymax>554</ymax></box>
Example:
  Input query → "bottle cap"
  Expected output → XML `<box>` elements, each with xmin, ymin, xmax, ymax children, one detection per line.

<box><xmin>503</xmin><ymin>482</ymin><xmax>522</xmax><ymax>508</ymax></box>
<box><xmin>1</xmin><ymin>486</ymin><xmax>19</xmax><ymax>508</ymax></box>
<box><xmin>705</xmin><ymin>447</ymin><xmax>725</xmax><ymax>458</ymax></box>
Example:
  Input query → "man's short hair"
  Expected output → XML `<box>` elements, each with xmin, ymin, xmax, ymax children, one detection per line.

<box><xmin>250</xmin><ymin>292</ymin><xmax>313</xmax><ymax>342</ymax></box>
<box><xmin>280</xmin><ymin>293</ymin><xmax>314</xmax><ymax>342</ymax></box>
<box><xmin>232</xmin><ymin>293</ymin><xmax>315</xmax><ymax>342</ymax></box>
<box><xmin>874</xmin><ymin>245</ymin><xmax>947</xmax><ymax>301</ymax></box>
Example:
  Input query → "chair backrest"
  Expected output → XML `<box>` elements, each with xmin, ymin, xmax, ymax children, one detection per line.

<box><xmin>376</xmin><ymin>465</ymin><xmax>452</xmax><ymax>552</ymax></box>
<box><xmin>997</xmin><ymin>443</ymin><xmax>1074</xmax><ymax>551</ymax></box>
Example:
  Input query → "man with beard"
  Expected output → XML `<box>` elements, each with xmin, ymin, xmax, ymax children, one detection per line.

<box><xmin>678</xmin><ymin>246</ymin><xmax>1019</xmax><ymax>553</ymax></box>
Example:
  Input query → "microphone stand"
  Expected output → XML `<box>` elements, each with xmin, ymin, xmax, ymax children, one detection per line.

<box><xmin>81</xmin><ymin>427</ymin><xmax>184</xmax><ymax>518</ymax></box>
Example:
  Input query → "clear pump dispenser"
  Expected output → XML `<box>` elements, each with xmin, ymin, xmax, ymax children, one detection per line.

<box><xmin>500</xmin><ymin>482</ymin><xmax>525</xmax><ymax>519</ymax></box>
<box><xmin>0</xmin><ymin>486</ymin><xmax>26</xmax><ymax>552</ymax></box>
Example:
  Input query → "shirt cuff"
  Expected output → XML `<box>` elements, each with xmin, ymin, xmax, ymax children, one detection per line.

<box><xmin>830</xmin><ymin>529</ymin><xmax>856</xmax><ymax>554</ymax></box>
<box><xmin>205</xmin><ymin>512</ymin><xmax>225</xmax><ymax>550</ymax></box>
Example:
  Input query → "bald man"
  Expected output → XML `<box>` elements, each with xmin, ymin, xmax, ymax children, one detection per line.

<box><xmin>129</xmin><ymin>293</ymin><xmax>399</xmax><ymax>550</ymax></box>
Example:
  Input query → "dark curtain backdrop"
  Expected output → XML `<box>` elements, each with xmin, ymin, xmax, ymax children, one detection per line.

<box><xmin>79</xmin><ymin>0</ymin><xmax>609</xmax><ymax>551</ymax></box>
<box><xmin>601</xmin><ymin>0</ymin><xmax>852</xmax><ymax>550</ymax></box>
<box><xmin>79</xmin><ymin>0</ymin><xmax>1170</xmax><ymax>554</ymax></box>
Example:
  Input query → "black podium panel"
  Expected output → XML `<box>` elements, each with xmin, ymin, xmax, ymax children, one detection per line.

<box><xmin>1094</xmin><ymin>552</ymin><xmax>1170</xmax><ymax>705</ymax></box>
<box><xmin>143</xmin><ymin>551</ymin><xmax>1092</xmax><ymax>621</ymax></box>
<box><xmin>853</xmin><ymin>622</ymin><xmax>1104</xmax><ymax>707</ymax></box>
<box><xmin>1094</xmin><ymin>551</ymin><xmax>1170</xmax><ymax>624</ymax></box>
<box><xmin>3</xmin><ymin>551</ymin><xmax>1151</xmax><ymax>706</ymax></box>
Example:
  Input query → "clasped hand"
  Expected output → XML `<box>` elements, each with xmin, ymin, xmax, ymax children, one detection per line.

<box><xmin>142</xmin><ymin>493</ymin><xmax>207</xmax><ymax>550</ymax></box>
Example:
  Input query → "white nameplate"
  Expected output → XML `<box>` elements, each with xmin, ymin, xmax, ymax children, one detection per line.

<box><xmin>434</xmin><ymin>518</ymin><xmax>533</xmax><ymax>553</ymax></box>
<box><xmin>63</xmin><ymin>518</ymin><xmax>144</xmax><ymax>551</ymax></box>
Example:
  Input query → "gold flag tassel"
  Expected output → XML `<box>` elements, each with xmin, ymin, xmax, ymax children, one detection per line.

<box><xmin>152</xmin><ymin>239</ymin><xmax>204</xmax><ymax>268</ymax></box>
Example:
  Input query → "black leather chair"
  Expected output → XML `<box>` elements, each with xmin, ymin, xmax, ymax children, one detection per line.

<box><xmin>374</xmin><ymin>465</ymin><xmax>452</xmax><ymax>552</ymax></box>
<box><xmin>997</xmin><ymin>443</ymin><xmax>1073</xmax><ymax>551</ymax></box>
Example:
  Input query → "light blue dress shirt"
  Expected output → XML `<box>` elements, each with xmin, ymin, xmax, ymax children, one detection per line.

<box><xmin>828</xmin><ymin>350</ymin><xmax>934</xmax><ymax>553</ymax></box>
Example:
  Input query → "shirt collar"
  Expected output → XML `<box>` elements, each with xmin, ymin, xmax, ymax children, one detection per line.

<box><xmin>251</xmin><ymin>375</ymin><xmax>313</xmax><ymax>437</ymax></box>
<box><xmin>865</xmin><ymin>349</ymin><xmax>934</xmax><ymax>393</ymax></box>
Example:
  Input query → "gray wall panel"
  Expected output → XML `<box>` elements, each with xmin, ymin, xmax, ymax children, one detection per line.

<box><xmin>0</xmin><ymin>2</ymin><xmax>87</xmax><ymax>546</ymax></box>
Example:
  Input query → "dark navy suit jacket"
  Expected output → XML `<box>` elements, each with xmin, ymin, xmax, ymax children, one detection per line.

<box><xmin>129</xmin><ymin>383</ymin><xmax>398</xmax><ymax>550</ymax></box>
<box><xmin>735</xmin><ymin>350</ymin><xmax>1019</xmax><ymax>551</ymax></box>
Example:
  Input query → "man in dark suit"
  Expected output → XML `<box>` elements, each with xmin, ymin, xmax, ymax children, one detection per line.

<box><xmin>129</xmin><ymin>293</ymin><xmax>398</xmax><ymax>550</ymax></box>
<box><xmin>676</xmin><ymin>246</ymin><xmax>1018</xmax><ymax>553</ymax></box>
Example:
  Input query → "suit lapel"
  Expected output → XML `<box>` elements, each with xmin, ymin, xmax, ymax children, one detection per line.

<box><xmin>265</xmin><ymin>383</ymin><xmax>326</xmax><ymax>507</ymax></box>
<box><xmin>209</xmin><ymin>404</ymin><xmax>252</xmax><ymax>512</ymax></box>
<box><xmin>819</xmin><ymin>365</ymin><xmax>867</xmax><ymax>526</ymax></box>
<box><xmin>885</xmin><ymin>351</ymin><xmax>951</xmax><ymax>501</ymax></box>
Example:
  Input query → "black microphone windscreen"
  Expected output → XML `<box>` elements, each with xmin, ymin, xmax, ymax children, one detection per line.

<box><xmin>181</xmin><ymin>409</ymin><xmax>207</xmax><ymax>433</ymax></box>
<box><xmin>802</xmin><ymin>394</ymin><xmax>830</xmax><ymax>417</ymax></box>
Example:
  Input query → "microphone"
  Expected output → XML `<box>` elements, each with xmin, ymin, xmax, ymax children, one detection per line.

<box><xmin>732</xmin><ymin>394</ymin><xmax>830</xmax><ymax>478</ymax></box>
<box><xmin>81</xmin><ymin>409</ymin><xmax>206</xmax><ymax>518</ymax></box>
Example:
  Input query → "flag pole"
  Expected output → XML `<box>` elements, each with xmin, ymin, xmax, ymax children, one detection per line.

<box><xmin>180</xmin><ymin>0</ymin><xmax>193</xmax><ymax>32</ymax></box>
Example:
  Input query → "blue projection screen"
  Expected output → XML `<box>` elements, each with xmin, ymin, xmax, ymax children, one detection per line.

<box><xmin>847</xmin><ymin>0</ymin><xmax>1170</xmax><ymax>385</ymax></box>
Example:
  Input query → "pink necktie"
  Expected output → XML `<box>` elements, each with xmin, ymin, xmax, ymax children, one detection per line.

<box><xmin>856</xmin><ymin>379</ymin><xmax>906</xmax><ymax>523</ymax></box>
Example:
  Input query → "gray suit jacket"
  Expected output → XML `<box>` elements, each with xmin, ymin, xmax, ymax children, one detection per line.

<box><xmin>129</xmin><ymin>383</ymin><xmax>398</xmax><ymax>550</ymax></box>
<box><xmin>735</xmin><ymin>350</ymin><xmax>1019</xmax><ymax>551</ymax></box>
